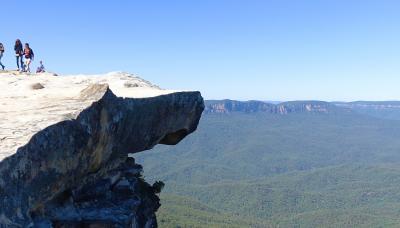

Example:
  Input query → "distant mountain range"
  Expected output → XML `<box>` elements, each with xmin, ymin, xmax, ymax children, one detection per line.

<box><xmin>205</xmin><ymin>100</ymin><xmax>400</xmax><ymax>119</ymax></box>
<box><xmin>205</xmin><ymin>100</ymin><xmax>339</xmax><ymax>114</ymax></box>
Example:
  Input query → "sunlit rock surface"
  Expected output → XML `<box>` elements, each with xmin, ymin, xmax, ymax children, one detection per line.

<box><xmin>0</xmin><ymin>72</ymin><xmax>204</xmax><ymax>227</ymax></box>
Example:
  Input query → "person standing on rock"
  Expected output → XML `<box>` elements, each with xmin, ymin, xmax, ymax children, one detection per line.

<box><xmin>0</xmin><ymin>43</ymin><xmax>5</xmax><ymax>70</ymax></box>
<box><xmin>14</xmin><ymin>39</ymin><xmax>24</xmax><ymax>71</ymax></box>
<box><xmin>23</xmin><ymin>43</ymin><xmax>34</xmax><ymax>73</ymax></box>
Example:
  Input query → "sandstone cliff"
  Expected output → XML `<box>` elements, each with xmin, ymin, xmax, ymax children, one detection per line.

<box><xmin>205</xmin><ymin>100</ymin><xmax>343</xmax><ymax>114</ymax></box>
<box><xmin>0</xmin><ymin>72</ymin><xmax>204</xmax><ymax>227</ymax></box>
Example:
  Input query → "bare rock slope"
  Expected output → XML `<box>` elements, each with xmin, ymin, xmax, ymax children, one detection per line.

<box><xmin>0</xmin><ymin>72</ymin><xmax>204</xmax><ymax>227</ymax></box>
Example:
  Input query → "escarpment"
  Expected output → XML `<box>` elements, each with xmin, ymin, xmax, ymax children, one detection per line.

<box><xmin>205</xmin><ymin>100</ymin><xmax>343</xmax><ymax>114</ymax></box>
<box><xmin>0</xmin><ymin>72</ymin><xmax>204</xmax><ymax>227</ymax></box>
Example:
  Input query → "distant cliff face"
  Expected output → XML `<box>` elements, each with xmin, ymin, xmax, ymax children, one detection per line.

<box><xmin>334</xmin><ymin>101</ymin><xmax>400</xmax><ymax>110</ymax></box>
<box><xmin>332</xmin><ymin>101</ymin><xmax>400</xmax><ymax>120</ymax></box>
<box><xmin>205</xmin><ymin>100</ymin><xmax>339</xmax><ymax>114</ymax></box>
<box><xmin>0</xmin><ymin>73</ymin><xmax>204</xmax><ymax>227</ymax></box>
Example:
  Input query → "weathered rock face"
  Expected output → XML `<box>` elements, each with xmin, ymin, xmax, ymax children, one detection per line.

<box><xmin>0</xmin><ymin>72</ymin><xmax>204</xmax><ymax>227</ymax></box>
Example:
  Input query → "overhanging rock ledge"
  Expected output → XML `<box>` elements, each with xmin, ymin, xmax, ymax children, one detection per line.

<box><xmin>0</xmin><ymin>72</ymin><xmax>204</xmax><ymax>227</ymax></box>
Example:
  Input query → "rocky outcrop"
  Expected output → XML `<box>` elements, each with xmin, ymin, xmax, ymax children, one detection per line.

<box><xmin>0</xmin><ymin>73</ymin><xmax>204</xmax><ymax>227</ymax></box>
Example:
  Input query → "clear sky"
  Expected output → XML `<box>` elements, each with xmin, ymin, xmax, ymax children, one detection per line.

<box><xmin>1</xmin><ymin>0</ymin><xmax>399</xmax><ymax>101</ymax></box>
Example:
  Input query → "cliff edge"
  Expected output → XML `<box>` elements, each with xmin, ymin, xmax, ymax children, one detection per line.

<box><xmin>0</xmin><ymin>72</ymin><xmax>204</xmax><ymax>227</ymax></box>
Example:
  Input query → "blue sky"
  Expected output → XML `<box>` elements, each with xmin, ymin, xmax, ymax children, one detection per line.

<box><xmin>1</xmin><ymin>0</ymin><xmax>399</xmax><ymax>101</ymax></box>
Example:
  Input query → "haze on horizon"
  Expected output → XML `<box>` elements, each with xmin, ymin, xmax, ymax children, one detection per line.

<box><xmin>1</xmin><ymin>0</ymin><xmax>399</xmax><ymax>101</ymax></box>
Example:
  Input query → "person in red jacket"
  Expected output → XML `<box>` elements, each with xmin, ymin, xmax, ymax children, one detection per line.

<box><xmin>23</xmin><ymin>43</ymin><xmax>34</xmax><ymax>73</ymax></box>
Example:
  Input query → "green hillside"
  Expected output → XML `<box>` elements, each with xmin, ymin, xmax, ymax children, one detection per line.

<box><xmin>163</xmin><ymin>165</ymin><xmax>400</xmax><ymax>226</ymax></box>
<box><xmin>157</xmin><ymin>194</ymin><xmax>271</xmax><ymax>228</ymax></box>
<box><xmin>136</xmin><ymin>104</ymin><xmax>400</xmax><ymax>227</ymax></box>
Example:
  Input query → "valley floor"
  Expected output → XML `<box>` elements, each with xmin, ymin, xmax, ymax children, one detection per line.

<box><xmin>137</xmin><ymin>106</ymin><xmax>400</xmax><ymax>227</ymax></box>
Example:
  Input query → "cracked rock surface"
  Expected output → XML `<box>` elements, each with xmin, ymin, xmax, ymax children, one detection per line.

<box><xmin>0</xmin><ymin>72</ymin><xmax>204</xmax><ymax>227</ymax></box>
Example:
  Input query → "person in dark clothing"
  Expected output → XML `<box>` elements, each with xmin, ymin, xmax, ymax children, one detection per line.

<box><xmin>23</xmin><ymin>43</ymin><xmax>34</xmax><ymax>73</ymax></box>
<box><xmin>14</xmin><ymin>39</ymin><xmax>23</xmax><ymax>71</ymax></box>
<box><xmin>0</xmin><ymin>43</ymin><xmax>4</xmax><ymax>70</ymax></box>
<box><xmin>36</xmin><ymin>61</ymin><xmax>45</xmax><ymax>73</ymax></box>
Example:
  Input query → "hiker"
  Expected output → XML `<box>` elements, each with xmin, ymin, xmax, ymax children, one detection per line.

<box><xmin>14</xmin><ymin>39</ymin><xmax>23</xmax><ymax>71</ymax></box>
<box><xmin>23</xmin><ymin>43</ymin><xmax>34</xmax><ymax>73</ymax></box>
<box><xmin>0</xmin><ymin>43</ymin><xmax>4</xmax><ymax>70</ymax></box>
<box><xmin>36</xmin><ymin>61</ymin><xmax>45</xmax><ymax>73</ymax></box>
